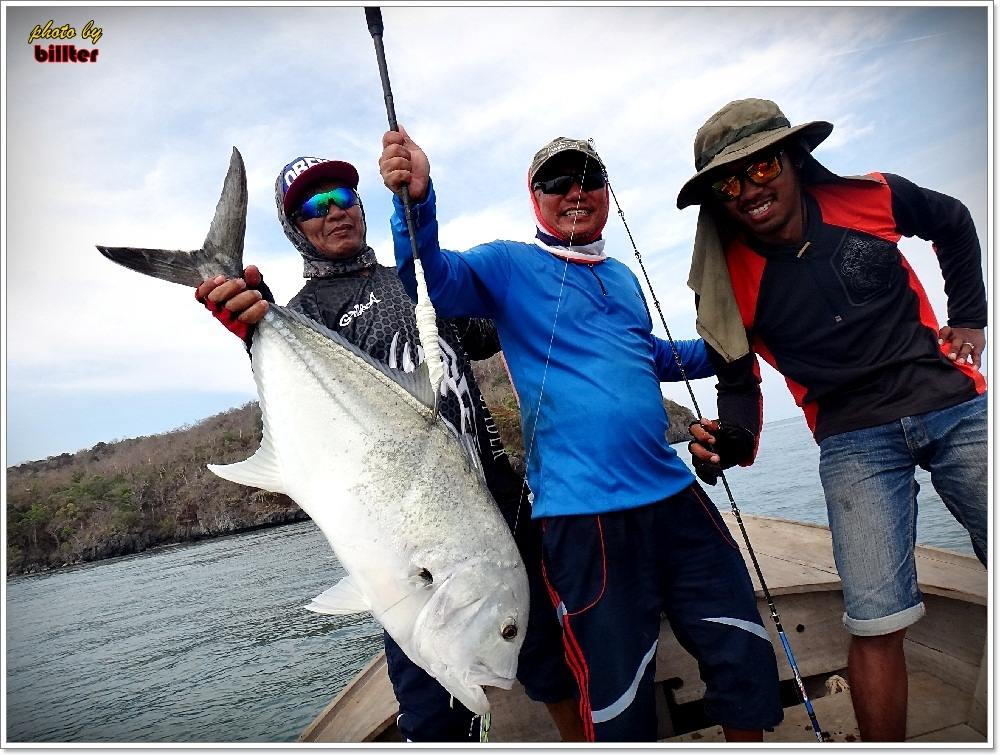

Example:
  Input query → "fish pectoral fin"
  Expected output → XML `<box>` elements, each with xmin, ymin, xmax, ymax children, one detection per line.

<box><xmin>207</xmin><ymin>433</ymin><xmax>286</xmax><ymax>494</ymax></box>
<box><xmin>304</xmin><ymin>577</ymin><xmax>371</xmax><ymax>615</ymax></box>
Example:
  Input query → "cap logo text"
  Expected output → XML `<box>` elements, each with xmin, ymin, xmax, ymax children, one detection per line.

<box><xmin>284</xmin><ymin>157</ymin><xmax>327</xmax><ymax>188</ymax></box>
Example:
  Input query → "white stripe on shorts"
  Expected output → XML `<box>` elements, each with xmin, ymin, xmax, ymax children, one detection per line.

<box><xmin>590</xmin><ymin>640</ymin><xmax>658</xmax><ymax>724</ymax></box>
<box><xmin>703</xmin><ymin>616</ymin><xmax>771</xmax><ymax>641</ymax></box>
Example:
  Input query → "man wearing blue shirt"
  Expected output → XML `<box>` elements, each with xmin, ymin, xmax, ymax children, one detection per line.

<box><xmin>378</xmin><ymin>129</ymin><xmax>782</xmax><ymax>742</ymax></box>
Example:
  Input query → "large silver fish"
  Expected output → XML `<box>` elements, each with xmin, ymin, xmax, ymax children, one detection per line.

<box><xmin>96</xmin><ymin>148</ymin><xmax>528</xmax><ymax>714</ymax></box>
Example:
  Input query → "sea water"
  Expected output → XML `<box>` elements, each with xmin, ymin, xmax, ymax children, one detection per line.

<box><xmin>4</xmin><ymin>417</ymin><xmax>980</xmax><ymax>743</ymax></box>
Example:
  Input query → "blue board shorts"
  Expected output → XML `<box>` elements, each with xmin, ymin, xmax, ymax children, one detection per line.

<box><xmin>539</xmin><ymin>483</ymin><xmax>783</xmax><ymax>741</ymax></box>
<box><xmin>818</xmin><ymin>392</ymin><xmax>987</xmax><ymax>636</ymax></box>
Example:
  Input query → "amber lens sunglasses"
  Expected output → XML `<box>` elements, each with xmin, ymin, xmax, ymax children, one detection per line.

<box><xmin>710</xmin><ymin>151</ymin><xmax>784</xmax><ymax>201</ymax></box>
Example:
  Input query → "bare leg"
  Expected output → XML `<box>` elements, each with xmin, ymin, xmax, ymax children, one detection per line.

<box><xmin>722</xmin><ymin>727</ymin><xmax>763</xmax><ymax>742</ymax></box>
<box><xmin>848</xmin><ymin>629</ymin><xmax>907</xmax><ymax>741</ymax></box>
<box><xmin>544</xmin><ymin>698</ymin><xmax>586</xmax><ymax>741</ymax></box>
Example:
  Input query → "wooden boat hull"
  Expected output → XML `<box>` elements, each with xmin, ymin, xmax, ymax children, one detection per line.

<box><xmin>300</xmin><ymin>514</ymin><xmax>987</xmax><ymax>743</ymax></box>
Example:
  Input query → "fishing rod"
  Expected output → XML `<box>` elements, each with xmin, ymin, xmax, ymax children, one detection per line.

<box><xmin>364</xmin><ymin>6</ymin><xmax>444</xmax><ymax>420</ymax></box>
<box><xmin>364</xmin><ymin>5</ymin><xmax>490</xmax><ymax>741</ymax></box>
<box><xmin>364</xmin><ymin>7</ymin><xmax>416</xmax><ymax>241</ymax></box>
<box><xmin>600</xmin><ymin>151</ymin><xmax>829</xmax><ymax>744</ymax></box>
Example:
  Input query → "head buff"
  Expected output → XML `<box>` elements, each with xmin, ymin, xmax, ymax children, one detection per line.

<box><xmin>527</xmin><ymin>137</ymin><xmax>609</xmax><ymax>262</ymax></box>
<box><xmin>274</xmin><ymin>156</ymin><xmax>377</xmax><ymax>277</ymax></box>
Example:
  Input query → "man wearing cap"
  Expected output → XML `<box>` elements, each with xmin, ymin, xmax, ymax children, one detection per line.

<box><xmin>195</xmin><ymin>155</ymin><xmax>582</xmax><ymax>742</ymax></box>
<box><xmin>379</xmin><ymin>128</ymin><xmax>783</xmax><ymax>742</ymax></box>
<box><xmin>677</xmin><ymin>98</ymin><xmax>987</xmax><ymax>741</ymax></box>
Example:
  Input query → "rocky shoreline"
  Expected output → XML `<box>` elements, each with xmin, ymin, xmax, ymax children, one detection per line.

<box><xmin>11</xmin><ymin>508</ymin><xmax>312</xmax><ymax>576</ymax></box>
<box><xmin>8</xmin><ymin>356</ymin><xmax>699</xmax><ymax>577</ymax></box>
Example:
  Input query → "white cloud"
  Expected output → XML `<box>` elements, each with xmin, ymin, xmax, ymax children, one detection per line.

<box><xmin>4</xmin><ymin>3</ymin><xmax>989</xmax><ymax>459</ymax></box>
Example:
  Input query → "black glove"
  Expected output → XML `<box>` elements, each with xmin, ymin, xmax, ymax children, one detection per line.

<box><xmin>687</xmin><ymin>420</ymin><xmax>755</xmax><ymax>486</ymax></box>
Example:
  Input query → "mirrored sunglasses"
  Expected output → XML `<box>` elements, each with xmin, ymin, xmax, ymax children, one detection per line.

<box><xmin>710</xmin><ymin>152</ymin><xmax>784</xmax><ymax>202</ymax></box>
<box><xmin>532</xmin><ymin>172</ymin><xmax>606</xmax><ymax>195</ymax></box>
<box><xmin>293</xmin><ymin>187</ymin><xmax>359</xmax><ymax>221</ymax></box>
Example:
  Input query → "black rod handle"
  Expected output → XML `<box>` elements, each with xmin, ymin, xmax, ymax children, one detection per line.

<box><xmin>364</xmin><ymin>6</ymin><xmax>417</xmax><ymax>260</ymax></box>
<box><xmin>364</xmin><ymin>6</ymin><xmax>383</xmax><ymax>35</ymax></box>
<box><xmin>365</xmin><ymin>7</ymin><xmax>398</xmax><ymax>132</ymax></box>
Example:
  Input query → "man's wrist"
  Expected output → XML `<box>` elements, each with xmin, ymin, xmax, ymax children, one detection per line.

<box><xmin>947</xmin><ymin>321</ymin><xmax>986</xmax><ymax>330</ymax></box>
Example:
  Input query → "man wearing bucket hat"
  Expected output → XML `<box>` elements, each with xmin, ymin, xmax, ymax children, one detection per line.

<box><xmin>678</xmin><ymin>98</ymin><xmax>987</xmax><ymax>741</ymax></box>
<box><xmin>194</xmin><ymin>155</ymin><xmax>582</xmax><ymax>742</ymax></box>
<box><xmin>379</xmin><ymin>128</ymin><xmax>783</xmax><ymax>742</ymax></box>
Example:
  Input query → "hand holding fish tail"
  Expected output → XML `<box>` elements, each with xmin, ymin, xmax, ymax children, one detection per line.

<box><xmin>380</xmin><ymin>125</ymin><xmax>430</xmax><ymax>202</ymax></box>
<box><xmin>195</xmin><ymin>264</ymin><xmax>275</xmax><ymax>346</ymax></box>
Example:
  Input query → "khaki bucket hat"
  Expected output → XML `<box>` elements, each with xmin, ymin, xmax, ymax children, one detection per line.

<box><xmin>676</xmin><ymin>98</ymin><xmax>833</xmax><ymax>209</ymax></box>
<box><xmin>529</xmin><ymin>137</ymin><xmax>604</xmax><ymax>183</ymax></box>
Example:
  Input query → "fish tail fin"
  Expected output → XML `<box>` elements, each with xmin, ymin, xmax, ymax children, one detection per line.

<box><xmin>95</xmin><ymin>147</ymin><xmax>247</xmax><ymax>287</ymax></box>
<box><xmin>201</xmin><ymin>146</ymin><xmax>248</xmax><ymax>272</ymax></box>
<box><xmin>94</xmin><ymin>246</ymin><xmax>218</xmax><ymax>287</ymax></box>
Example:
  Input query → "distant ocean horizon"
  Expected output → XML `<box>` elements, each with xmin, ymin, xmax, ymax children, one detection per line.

<box><xmin>686</xmin><ymin>415</ymin><xmax>978</xmax><ymax>557</ymax></box>
<box><xmin>5</xmin><ymin>415</ymin><xmax>980</xmax><ymax>743</ymax></box>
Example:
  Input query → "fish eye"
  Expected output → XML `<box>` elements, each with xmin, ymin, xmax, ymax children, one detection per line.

<box><xmin>500</xmin><ymin>620</ymin><xmax>518</xmax><ymax>641</ymax></box>
<box><xmin>417</xmin><ymin>568</ymin><xmax>433</xmax><ymax>584</ymax></box>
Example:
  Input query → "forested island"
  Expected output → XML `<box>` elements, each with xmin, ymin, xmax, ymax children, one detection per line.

<box><xmin>6</xmin><ymin>355</ymin><xmax>696</xmax><ymax>575</ymax></box>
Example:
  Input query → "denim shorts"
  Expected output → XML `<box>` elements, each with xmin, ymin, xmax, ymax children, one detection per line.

<box><xmin>818</xmin><ymin>393</ymin><xmax>987</xmax><ymax>636</ymax></box>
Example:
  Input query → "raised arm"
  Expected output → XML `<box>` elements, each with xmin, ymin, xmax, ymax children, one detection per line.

<box><xmin>379</xmin><ymin>127</ymin><xmax>511</xmax><ymax>319</ymax></box>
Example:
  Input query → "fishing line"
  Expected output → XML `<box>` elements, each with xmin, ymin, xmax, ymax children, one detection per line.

<box><xmin>595</xmin><ymin>139</ymin><xmax>829</xmax><ymax>743</ymax></box>
<box><xmin>512</xmin><ymin>263</ymin><xmax>570</xmax><ymax>536</ymax></box>
<box><xmin>512</xmin><ymin>152</ymin><xmax>592</xmax><ymax>535</ymax></box>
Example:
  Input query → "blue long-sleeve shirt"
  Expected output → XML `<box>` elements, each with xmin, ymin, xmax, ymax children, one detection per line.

<box><xmin>393</xmin><ymin>182</ymin><xmax>714</xmax><ymax>518</ymax></box>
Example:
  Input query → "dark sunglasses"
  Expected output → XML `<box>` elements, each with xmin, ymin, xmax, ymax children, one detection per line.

<box><xmin>532</xmin><ymin>172</ymin><xmax>607</xmax><ymax>195</ymax></box>
<box><xmin>293</xmin><ymin>187</ymin><xmax>359</xmax><ymax>221</ymax></box>
<box><xmin>710</xmin><ymin>151</ymin><xmax>784</xmax><ymax>202</ymax></box>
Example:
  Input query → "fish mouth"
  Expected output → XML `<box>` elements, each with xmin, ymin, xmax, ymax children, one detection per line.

<box><xmin>434</xmin><ymin>669</ymin><xmax>491</xmax><ymax>714</ymax></box>
<box><xmin>464</xmin><ymin>664</ymin><xmax>516</xmax><ymax>691</ymax></box>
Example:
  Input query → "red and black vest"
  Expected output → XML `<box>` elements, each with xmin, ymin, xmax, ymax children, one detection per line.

<box><xmin>723</xmin><ymin>173</ymin><xmax>986</xmax><ymax>442</ymax></box>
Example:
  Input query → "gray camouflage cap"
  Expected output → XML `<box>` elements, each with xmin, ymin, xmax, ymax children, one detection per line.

<box><xmin>529</xmin><ymin>137</ymin><xmax>604</xmax><ymax>183</ymax></box>
<box><xmin>676</xmin><ymin>98</ymin><xmax>833</xmax><ymax>209</ymax></box>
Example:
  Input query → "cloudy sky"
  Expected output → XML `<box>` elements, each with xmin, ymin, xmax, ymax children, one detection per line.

<box><xmin>4</xmin><ymin>2</ymin><xmax>990</xmax><ymax>465</ymax></box>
